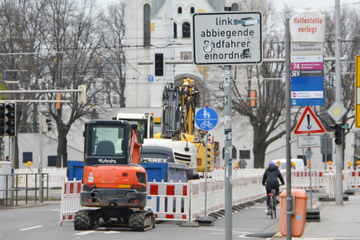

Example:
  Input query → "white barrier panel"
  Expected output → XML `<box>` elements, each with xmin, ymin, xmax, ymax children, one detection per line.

<box><xmin>146</xmin><ymin>181</ymin><xmax>189</xmax><ymax>221</ymax></box>
<box><xmin>59</xmin><ymin>180</ymin><xmax>97</xmax><ymax>226</ymax></box>
<box><xmin>347</xmin><ymin>170</ymin><xmax>360</xmax><ymax>189</ymax></box>
<box><xmin>15</xmin><ymin>168</ymin><xmax>67</xmax><ymax>188</ymax></box>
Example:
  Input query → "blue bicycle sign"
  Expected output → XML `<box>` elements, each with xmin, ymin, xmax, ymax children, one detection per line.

<box><xmin>195</xmin><ymin>107</ymin><xmax>218</xmax><ymax>131</ymax></box>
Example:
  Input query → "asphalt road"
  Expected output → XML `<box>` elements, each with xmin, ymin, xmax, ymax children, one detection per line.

<box><xmin>0</xmin><ymin>199</ymin><xmax>280</xmax><ymax>240</ymax></box>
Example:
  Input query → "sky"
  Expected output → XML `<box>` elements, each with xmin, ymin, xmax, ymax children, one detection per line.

<box><xmin>97</xmin><ymin>0</ymin><xmax>360</xmax><ymax>12</ymax></box>
<box><xmin>275</xmin><ymin>0</ymin><xmax>360</xmax><ymax>11</ymax></box>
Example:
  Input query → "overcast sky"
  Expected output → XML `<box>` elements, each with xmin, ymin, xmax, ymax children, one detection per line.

<box><xmin>97</xmin><ymin>0</ymin><xmax>360</xmax><ymax>12</ymax></box>
<box><xmin>275</xmin><ymin>0</ymin><xmax>360</xmax><ymax>11</ymax></box>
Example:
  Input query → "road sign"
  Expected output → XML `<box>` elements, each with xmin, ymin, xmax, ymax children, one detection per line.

<box><xmin>192</xmin><ymin>12</ymin><xmax>262</xmax><ymax>65</ymax></box>
<box><xmin>327</xmin><ymin>101</ymin><xmax>346</xmax><ymax>122</ymax></box>
<box><xmin>321</xmin><ymin>133</ymin><xmax>332</xmax><ymax>154</ymax></box>
<box><xmin>297</xmin><ymin>135</ymin><xmax>321</xmax><ymax>148</ymax></box>
<box><xmin>291</xmin><ymin>56</ymin><xmax>324</xmax><ymax>106</ymax></box>
<box><xmin>291</xmin><ymin>42</ymin><xmax>324</xmax><ymax>56</ymax></box>
<box><xmin>148</xmin><ymin>75</ymin><xmax>154</xmax><ymax>82</ymax></box>
<box><xmin>294</xmin><ymin>106</ymin><xmax>326</xmax><ymax>134</ymax></box>
<box><xmin>195</xmin><ymin>107</ymin><xmax>218</xmax><ymax>131</ymax></box>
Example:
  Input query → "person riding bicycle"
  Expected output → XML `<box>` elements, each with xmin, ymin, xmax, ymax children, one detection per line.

<box><xmin>262</xmin><ymin>161</ymin><xmax>285</xmax><ymax>215</ymax></box>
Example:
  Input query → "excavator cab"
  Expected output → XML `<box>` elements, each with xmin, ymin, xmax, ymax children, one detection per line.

<box><xmin>84</xmin><ymin>120</ymin><xmax>130</xmax><ymax>165</ymax></box>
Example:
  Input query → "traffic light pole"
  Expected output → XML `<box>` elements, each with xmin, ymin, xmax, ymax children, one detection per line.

<box><xmin>335</xmin><ymin>0</ymin><xmax>343</xmax><ymax>206</ymax></box>
<box><xmin>39</xmin><ymin>112</ymin><xmax>44</xmax><ymax>202</ymax></box>
<box><xmin>224</xmin><ymin>65</ymin><xmax>232</xmax><ymax>240</ymax></box>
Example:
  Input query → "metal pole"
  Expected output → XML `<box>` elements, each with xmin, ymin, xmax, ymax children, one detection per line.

<box><xmin>204</xmin><ymin>130</ymin><xmax>208</xmax><ymax>216</ymax></box>
<box><xmin>285</xmin><ymin>18</ymin><xmax>292</xmax><ymax>240</ymax></box>
<box><xmin>335</xmin><ymin>0</ymin><xmax>343</xmax><ymax>205</ymax></box>
<box><xmin>203</xmin><ymin>67</ymin><xmax>206</xmax><ymax>106</ymax></box>
<box><xmin>39</xmin><ymin>113</ymin><xmax>43</xmax><ymax>202</ymax></box>
<box><xmin>10</xmin><ymin>137</ymin><xmax>14</xmax><ymax>205</ymax></box>
<box><xmin>166</xmin><ymin>0</ymin><xmax>174</xmax><ymax>83</ymax></box>
<box><xmin>309</xmin><ymin>150</ymin><xmax>313</xmax><ymax>209</ymax></box>
<box><xmin>224</xmin><ymin>65</ymin><xmax>232</xmax><ymax>240</ymax></box>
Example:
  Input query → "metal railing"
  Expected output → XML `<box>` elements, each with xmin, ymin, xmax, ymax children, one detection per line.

<box><xmin>0</xmin><ymin>173</ymin><xmax>49</xmax><ymax>206</ymax></box>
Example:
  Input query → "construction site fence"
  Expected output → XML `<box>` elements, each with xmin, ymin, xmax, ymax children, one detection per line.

<box><xmin>12</xmin><ymin>168</ymin><xmax>360</xmax><ymax>224</ymax></box>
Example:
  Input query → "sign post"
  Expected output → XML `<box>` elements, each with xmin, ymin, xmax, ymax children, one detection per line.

<box><xmin>195</xmin><ymin>106</ymin><xmax>218</xmax><ymax>221</ymax></box>
<box><xmin>193</xmin><ymin>11</ymin><xmax>262</xmax><ymax>240</ymax></box>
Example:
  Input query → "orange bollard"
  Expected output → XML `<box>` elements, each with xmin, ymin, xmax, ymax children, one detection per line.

<box><xmin>279</xmin><ymin>189</ymin><xmax>308</xmax><ymax>237</ymax></box>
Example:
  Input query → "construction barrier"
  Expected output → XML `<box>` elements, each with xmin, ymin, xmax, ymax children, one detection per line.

<box><xmin>59</xmin><ymin>180</ymin><xmax>98</xmax><ymax>226</ymax></box>
<box><xmin>146</xmin><ymin>181</ymin><xmax>189</xmax><ymax>221</ymax></box>
<box><xmin>57</xmin><ymin>169</ymin><xmax>360</xmax><ymax>224</ymax></box>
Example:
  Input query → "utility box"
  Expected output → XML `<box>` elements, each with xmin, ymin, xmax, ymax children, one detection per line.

<box><xmin>0</xmin><ymin>161</ymin><xmax>12</xmax><ymax>205</ymax></box>
<box><xmin>141</xmin><ymin>162</ymin><xmax>188</xmax><ymax>183</ymax></box>
<box><xmin>280</xmin><ymin>189</ymin><xmax>308</xmax><ymax>237</ymax></box>
<box><xmin>67</xmin><ymin>160</ymin><xmax>84</xmax><ymax>181</ymax></box>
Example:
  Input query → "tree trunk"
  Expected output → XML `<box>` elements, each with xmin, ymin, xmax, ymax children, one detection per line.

<box><xmin>56</xmin><ymin>124</ymin><xmax>68</xmax><ymax>168</ymax></box>
<box><xmin>253</xmin><ymin>142</ymin><xmax>267</xmax><ymax>168</ymax></box>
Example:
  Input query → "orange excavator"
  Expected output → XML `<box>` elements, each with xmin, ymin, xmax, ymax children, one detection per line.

<box><xmin>74</xmin><ymin>119</ymin><xmax>155</xmax><ymax>231</ymax></box>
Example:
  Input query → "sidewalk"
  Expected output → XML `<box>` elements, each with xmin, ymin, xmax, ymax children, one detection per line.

<box><xmin>272</xmin><ymin>191</ymin><xmax>360</xmax><ymax>239</ymax></box>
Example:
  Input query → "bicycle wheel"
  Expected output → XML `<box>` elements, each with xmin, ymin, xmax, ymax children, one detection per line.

<box><xmin>270</xmin><ymin>196</ymin><xmax>274</xmax><ymax>219</ymax></box>
<box><xmin>273</xmin><ymin>197</ymin><xmax>277</xmax><ymax>219</ymax></box>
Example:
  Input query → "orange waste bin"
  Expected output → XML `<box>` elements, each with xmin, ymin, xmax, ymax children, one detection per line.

<box><xmin>279</xmin><ymin>189</ymin><xmax>308</xmax><ymax>237</ymax></box>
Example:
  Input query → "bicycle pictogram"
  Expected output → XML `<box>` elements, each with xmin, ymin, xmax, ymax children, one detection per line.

<box><xmin>200</xmin><ymin>120</ymin><xmax>213</xmax><ymax>129</ymax></box>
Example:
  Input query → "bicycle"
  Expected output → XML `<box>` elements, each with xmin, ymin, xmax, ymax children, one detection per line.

<box><xmin>268</xmin><ymin>189</ymin><xmax>277</xmax><ymax>219</ymax></box>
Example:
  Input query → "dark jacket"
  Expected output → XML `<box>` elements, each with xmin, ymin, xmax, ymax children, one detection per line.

<box><xmin>262</xmin><ymin>164</ymin><xmax>285</xmax><ymax>189</ymax></box>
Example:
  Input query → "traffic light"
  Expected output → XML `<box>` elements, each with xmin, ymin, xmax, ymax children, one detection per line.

<box><xmin>5</xmin><ymin>103</ymin><xmax>16</xmax><ymax>137</ymax></box>
<box><xmin>42</xmin><ymin>115</ymin><xmax>52</xmax><ymax>133</ymax></box>
<box><xmin>330</xmin><ymin>123</ymin><xmax>342</xmax><ymax>145</ymax></box>
<box><xmin>0</xmin><ymin>103</ymin><xmax>5</xmax><ymax>137</ymax></box>
<box><xmin>154</xmin><ymin>53</ymin><xmax>164</xmax><ymax>76</ymax></box>
<box><xmin>249</xmin><ymin>90</ymin><xmax>256</xmax><ymax>108</ymax></box>
<box><xmin>78</xmin><ymin>85</ymin><xmax>86</xmax><ymax>103</ymax></box>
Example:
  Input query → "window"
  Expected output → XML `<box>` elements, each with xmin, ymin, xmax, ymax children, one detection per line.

<box><xmin>222</xmin><ymin>145</ymin><xmax>237</xmax><ymax>159</ymax></box>
<box><xmin>182</xmin><ymin>22</ymin><xmax>190</xmax><ymax>38</ymax></box>
<box><xmin>22</xmin><ymin>152</ymin><xmax>33</xmax><ymax>163</ymax></box>
<box><xmin>48</xmin><ymin>156</ymin><xmax>57</xmax><ymax>167</ymax></box>
<box><xmin>143</xmin><ymin>4</ymin><xmax>151</xmax><ymax>47</ymax></box>
<box><xmin>190</xmin><ymin>7</ymin><xmax>195</xmax><ymax>14</ymax></box>
<box><xmin>174</xmin><ymin>23</ymin><xmax>177</xmax><ymax>38</ymax></box>
<box><xmin>239</xmin><ymin>150</ymin><xmax>250</xmax><ymax>159</ymax></box>
<box><xmin>87</xmin><ymin>125</ymin><xmax>125</xmax><ymax>156</ymax></box>
<box><xmin>231</xmin><ymin>3</ymin><xmax>239</xmax><ymax>11</ymax></box>
<box><xmin>178</xmin><ymin>7</ymin><xmax>182</xmax><ymax>14</ymax></box>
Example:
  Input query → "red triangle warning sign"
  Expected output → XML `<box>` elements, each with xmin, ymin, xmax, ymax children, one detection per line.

<box><xmin>294</xmin><ymin>106</ymin><xmax>326</xmax><ymax>134</ymax></box>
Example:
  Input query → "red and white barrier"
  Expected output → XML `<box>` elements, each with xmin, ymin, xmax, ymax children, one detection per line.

<box><xmin>59</xmin><ymin>181</ymin><xmax>97</xmax><ymax>226</ymax></box>
<box><xmin>60</xmin><ymin>169</ymin><xmax>360</xmax><ymax>224</ymax></box>
<box><xmin>146</xmin><ymin>181</ymin><xmax>189</xmax><ymax>221</ymax></box>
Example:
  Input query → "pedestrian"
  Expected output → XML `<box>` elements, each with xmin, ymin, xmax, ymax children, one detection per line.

<box><xmin>5</xmin><ymin>156</ymin><xmax>10</xmax><ymax>162</ymax></box>
<box><xmin>262</xmin><ymin>161</ymin><xmax>285</xmax><ymax>215</ymax></box>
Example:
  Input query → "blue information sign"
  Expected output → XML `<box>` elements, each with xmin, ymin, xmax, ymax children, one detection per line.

<box><xmin>148</xmin><ymin>75</ymin><xmax>154</xmax><ymax>82</ymax></box>
<box><xmin>195</xmin><ymin>107</ymin><xmax>218</xmax><ymax>131</ymax></box>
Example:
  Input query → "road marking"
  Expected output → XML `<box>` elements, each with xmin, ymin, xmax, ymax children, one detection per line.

<box><xmin>104</xmin><ymin>231</ymin><xmax>120</xmax><ymax>234</ymax></box>
<box><xmin>74</xmin><ymin>231</ymin><xmax>96</xmax><ymax>235</ymax></box>
<box><xmin>19</xmin><ymin>225</ymin><xmax>43</xmax><ymax>231</ymax></box>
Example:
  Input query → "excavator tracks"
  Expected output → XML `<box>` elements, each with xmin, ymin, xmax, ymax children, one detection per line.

<box><xmin>129</xmin><ymin>211</ymin><xmax>155</xmax><ymax>231</ymax></box>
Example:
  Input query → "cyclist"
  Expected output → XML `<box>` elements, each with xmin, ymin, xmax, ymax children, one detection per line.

<box><xmin>262</xmin><ymin>161</ymin><xmax>285</xmax><ymax>215</ymax></box>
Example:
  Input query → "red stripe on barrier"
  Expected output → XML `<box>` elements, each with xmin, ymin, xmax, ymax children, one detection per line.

<box><xmin>150</xmin><ymin>185</ymin><xmax>158</xmax><ymax>195</ymax></box>
<box><xmin>319</xmin><ymin>172</ymin><xmax>323</xmax><ymax>177</ymax></box>
<box><xmin>69</xmin><ymin>215</ymin><xmax>72</xmax><ymax>220</ymax></box>
<box><xmin>183</xmin><ymin>186</ymin><xmax>187</xmax><ymax>196</ymax></box>
<box><xmin>182</xmin><ymin>215</ymin><xmax>186</xmax><ymax>219</ymax></box>
<box><xmin>167</xmin><ymin>185</ymin><xmax>175</xmax><ymax>196</ymax></box>
<box><xmin>70</xmin><ymin>183</ymin><xmax>74</xmax><ymax>194</ymax></box>
<box><xmin>77</xmin><ymin>182</ymin><xmax>81</xmax><ymax>193</ymax></box>
<box><xmin>352</xmin><ymin>172</ymin><xmax>355</xmax><ymax>177</ymax></box>
<box><xmin>166</xmin><ymin>214</ymin><xmax>174</xmax><ymax>219</ymax></box>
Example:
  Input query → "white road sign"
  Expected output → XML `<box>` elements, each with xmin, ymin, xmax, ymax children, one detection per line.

<box><xmin>297</xmin><ymin>135</ymin><xmax>321</xmax><ymax>148</ymax></box>
<box><xmin>193</xmin><ymin>12</ymin><xmax>262</xmax><ymax>65</ymax></box>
